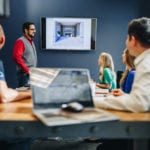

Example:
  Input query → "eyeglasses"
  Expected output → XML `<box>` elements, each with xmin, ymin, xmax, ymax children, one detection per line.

<box><xmin>29</xmin><ymin>28</ymin><xmax>36</xmax><ymax>31</ymax></box>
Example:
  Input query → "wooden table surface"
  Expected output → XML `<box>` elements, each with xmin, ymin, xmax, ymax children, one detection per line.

<box><xmin>0</xmin><ymin>98</ymin><xmax>150</xmax><ymax>122</ymax></box>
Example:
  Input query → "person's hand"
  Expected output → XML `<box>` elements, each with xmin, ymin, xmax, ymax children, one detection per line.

<box><xmin>111</xmin><ymin>89</ymin><xmax>124</xmax><ymax>96</ymax></box>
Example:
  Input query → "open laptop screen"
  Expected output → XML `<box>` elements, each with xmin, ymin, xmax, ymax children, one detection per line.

<box><xmin>30</xmin><ymin>68</ymin><xmax>93</xmax><ymax>109</ymax></box>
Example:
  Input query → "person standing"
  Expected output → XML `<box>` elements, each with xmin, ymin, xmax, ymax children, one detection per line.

<box><xmin>13</xmin><ymin>22</ymin><xmax>37</xmax><ymax>87</ymax></box>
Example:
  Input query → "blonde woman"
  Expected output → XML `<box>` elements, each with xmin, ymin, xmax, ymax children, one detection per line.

<box><xmin>96</xmin><ymin>52</ymin><xmax>116</xmax><ymax>90</ymax></box>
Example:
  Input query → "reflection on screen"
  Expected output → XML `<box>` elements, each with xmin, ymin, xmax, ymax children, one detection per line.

<box><xmin>31</xmin><ymin>69</ymin><xmax>93</xmax><ymax>108</ymax></box>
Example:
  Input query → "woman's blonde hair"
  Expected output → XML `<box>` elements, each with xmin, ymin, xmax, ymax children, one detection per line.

<box><xmin>119</xmin><ymin>49</ymin><xmax>135</xmax><ymax>86</ymax></box>
<box><xmin>99</xmin><ymin>52</ymin><xmax>115</xmax><ymax>81</ymax></box>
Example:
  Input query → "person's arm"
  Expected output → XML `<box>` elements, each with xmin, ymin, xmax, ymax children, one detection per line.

<box><xmin>12</xmin><ymin>39</ymin><xmax>29</xmax><ymax>73</ymax></box>
<box><xmin>95</xmin><ymin>64</ymin><xmax>150</xmax><ymax>112</ymax></box>
<box><xmin>124</xmin><ymin>71</ymin><xmax>135</xmax><ymax>93</ymax></box>
<box><xmin>0</xmin><ymin>80</ymin><xmax>31</xmax><ymax>103</ymax></box>
<box><xmin>97</xmin><ymin>68</ymin><xmax>113</xmax><ymax>89</ymax></box>
<box><xmin>96</xmin><ymin>83</ymin><xmax>110</xmax><ymax>89</ymax></box>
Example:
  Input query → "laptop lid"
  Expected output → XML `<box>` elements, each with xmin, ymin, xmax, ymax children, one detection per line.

<box><xmin>30</xmin><ymin>68</ymin><xmax>93</xmax><ymax>110</ymax></box>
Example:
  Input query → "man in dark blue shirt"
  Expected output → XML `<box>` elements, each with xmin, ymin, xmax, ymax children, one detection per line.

<box><xmin>0</xmin><ymin>24</ymin><xmax>32</xmax><ymax>150</ymax></box>
<box><xmin>0</xmin><ymin>24</ymin><xmax>31</xmax><ymax>103</ymax></box>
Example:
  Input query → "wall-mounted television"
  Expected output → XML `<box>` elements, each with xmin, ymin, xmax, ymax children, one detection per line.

<box><xmin>41</xmin><ymin>17</ymin><xmax>97</xmax><ymax>51</ymax></box>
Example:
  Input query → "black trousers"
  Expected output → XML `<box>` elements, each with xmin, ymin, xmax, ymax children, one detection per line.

<box><xmin>17</xmin><ymin>70</ymin><xmax>29</xmax><ymax>87</ymax></box>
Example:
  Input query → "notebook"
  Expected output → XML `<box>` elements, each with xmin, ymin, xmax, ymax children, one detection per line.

<box><xmin>30</xmin><ymin>68</ymin><xmax>119</xmax><ymax>126</ymax></box>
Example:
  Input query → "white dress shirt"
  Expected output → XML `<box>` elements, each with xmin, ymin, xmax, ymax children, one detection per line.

<box><xmin>95</xmin><ymin>49</ymin><xmax>150</xmax><ymax>112</ymax></box>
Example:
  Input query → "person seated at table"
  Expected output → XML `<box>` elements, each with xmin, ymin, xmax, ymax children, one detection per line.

<box><xmin>96</xmin><ymin>48</ymin><xmax>136</xmax><ymax>150</ymax></box>
<box><xmin>0</xmin><ymin>24</ymin><xmax>33</xmax><ymax>150</ymax></box>
<box><xmin>95</xmin><ymin>17</ymin><xmax>150</xmax><ymax>112</ymax></box>
<box><xmin>111</xmin><ymin>48</ymin><xmax>136</xmax><ymax>96</ymax></box>
<box><xmin>0</xmin><ymin>24</ymin><xmax>31</xmax><ymax>103</ymax></box>
<box><xmin>96</xmin><ymin>52</ymin><xmax>116</xmax><ymax>90</ymax></box>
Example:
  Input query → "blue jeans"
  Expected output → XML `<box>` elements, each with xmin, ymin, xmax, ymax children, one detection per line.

<box><xmin>17</xmin><ymin>70</ymin><xmax>29</xmax><ymax>87</ymax></box>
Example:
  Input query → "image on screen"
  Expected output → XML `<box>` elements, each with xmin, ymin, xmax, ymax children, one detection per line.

<box><xmin>41</xmin><ymin>17</ymin><xmax>97</xmax><ymax>50</ymax></box>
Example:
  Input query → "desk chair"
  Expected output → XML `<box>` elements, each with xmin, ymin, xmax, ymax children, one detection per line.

<box><xmin>116</xmin><ymin>70</ymin><xmax>123</xmax><ymax>88</ymax></box>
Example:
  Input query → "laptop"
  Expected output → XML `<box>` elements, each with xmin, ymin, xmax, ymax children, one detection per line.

<box><xmin>30</xmin><ymin>67</ymin><xmax>119</xmax><ymax>126</ymax></box>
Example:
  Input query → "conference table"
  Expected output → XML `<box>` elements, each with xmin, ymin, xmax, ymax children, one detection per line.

<box><xmin>0</xmin><ymin>98</ymin><xmax>150</xmax><ymax>149</ymax></box>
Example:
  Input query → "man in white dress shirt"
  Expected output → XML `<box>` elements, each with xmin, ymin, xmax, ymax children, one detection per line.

<box><xmin>95</xmin><ymin>17</ymin><xmax>150</xmax><ymax>112</ymax></box>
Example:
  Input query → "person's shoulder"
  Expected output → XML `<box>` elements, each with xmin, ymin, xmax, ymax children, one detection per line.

<box><xmin>15</xmin><ymin>37</ymin><xmax>24</xmax><ymax>44</ymax></box>
<box><xmin>17</xmin><ymin>36</ymin><xmax>24</xmax><ymax>41</ymax></box>
<box><xmin>103</xmin><ymin>67</ymin><xmax>111</xmax><ymax>72</ymax></box>
<box><xmin>127</xmin><ymin>70</ymin><xmax>135</xmax><ymax>79</ymax></box>
<box><xmin>128</xmin><ymin>70</ymin><xmax>136</xmax><ymax>75</ymax></box>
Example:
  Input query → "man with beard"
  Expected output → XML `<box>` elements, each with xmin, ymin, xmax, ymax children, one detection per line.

<box><xmin>13</xmin><ymin>22</ymin><xmax>37</xmax><ymax>87</ymax></box>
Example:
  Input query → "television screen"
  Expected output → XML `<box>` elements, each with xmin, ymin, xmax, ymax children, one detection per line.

<box><xmin>41</xmin><ymin>17</ymin><xmax>97</xmax><ymax>50</ymax></box>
